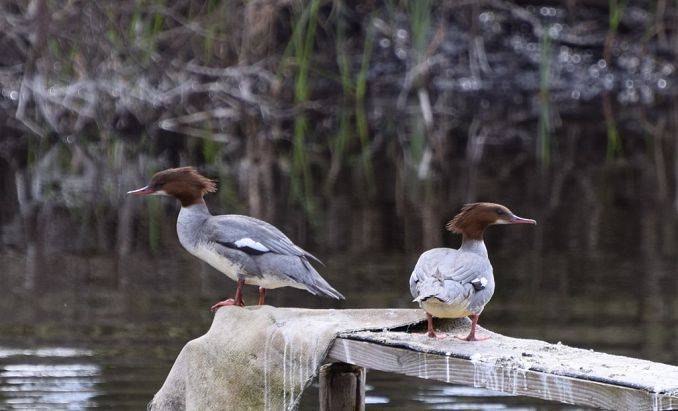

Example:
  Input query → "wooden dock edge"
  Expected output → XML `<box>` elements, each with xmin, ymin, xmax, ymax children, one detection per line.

<box><xmin>327</xmin><ymin>337</ymin><xmax>678</xmax><ymax>411</ymax></box>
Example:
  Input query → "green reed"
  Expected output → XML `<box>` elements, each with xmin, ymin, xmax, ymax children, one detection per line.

<box><xmin>606</xmin><ymin>122</ymin><xmax>621</xmax><ymax>159</ymax></box>
<box><xmin>289</xmin><ymin>0</ymin><xmax>321</xmax><ymax>212</ymax></box>
<box><xmin>147</xmin><ymin>197</ymin><xmax>161</xmax><ymax>253</ymax></box>
<box><xmin>355</xmin><ymin>17</ymin><xmax>375</xmax><ymax>192</ymax></box>
<box><xmin>605</xmin><ymin>0</ymin><xmax>628</xmax><ymax>61</ymax></box>
<box><xmin>218</xmin><ymin>173</ymin><xmax>246</xmax><ymax>213</ymax></box>
<box><xmin>129</xmin><ymin>4</ymin><xmax>141</xmax><ymax>38</ymax></box>
<box><xmin>603</xmin><ymin>96</ymin><xmax>621</xmax><ymax>159</ymax></box>
<box><xmin>151</xmin><ymin>2</ymin><xmax>165</xmax><ymax>36</ymax></box>
<box><xmin>336</xmin><ymin>12</ymin><xmax>352</xmax><ymax>96</ymax></box>
<box><xmin>538</xmin><ymin>29</ymin><xmax>552</xmax><ymax>168</ymax></box>
<box><xmin>129</xmin><ymin>0</ymin><xmax>165</xmax><ymax>63</ymax></box>
<box><xmin>202</xmin><ymin>124</ymin><xmax>220</xmax><ymax>165</ymax></box>
<box><xmin>409</xmin><ymin>0</ymin><xmax>431</xmax><ymax>61</ymax></box>
<box><xmin>202</xmin><ymin>0</ymin><xmax>224</xmax><ymax>63</ymax></box>
<box><xmin>327</xmin><ymin>13</ymin><xmax>353</xmax><ymax>192</ymax></box>
<box><xmin>608</xmin><ymin>0</ymin><xmax>628</xmax><ymax>35</ymax></box>
<box><xmin>409</xmin><ymin>120</ymin><xmax>426</xmax><ymax>166</ymax></box>
<box><xmin>325</xmin><ymin>6</ymin><xmax>376</xmax><ymax>193</ymax></box>
<box><xmin>408</xmin><ymin>0</ymin><xmax>434</xmax><ymax>173</ymax></box>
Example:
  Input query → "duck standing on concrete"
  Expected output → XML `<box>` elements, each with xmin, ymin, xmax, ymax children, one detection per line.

<box><xmin>410</xmin><ymin>203</ymin><xmax>536</xmax><ymax>341</ymax></box>
<box><xmin>128</xmin><ymin>167</ymin><xmax>344</xmax><ymax>310</ymax></box>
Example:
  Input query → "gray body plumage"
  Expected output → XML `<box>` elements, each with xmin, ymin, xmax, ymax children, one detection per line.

<box><xmin>409</xmin><ymin>240</ymin><xmax>494</xmax><ymax>318</ymax></box>
<box><xmin>177</xmin><ymin>203</ymin><xmax>343</xmax><ymax>299</ymax></box>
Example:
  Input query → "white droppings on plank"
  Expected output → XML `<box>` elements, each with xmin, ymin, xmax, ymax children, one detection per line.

<box><xmin>329</xmin><ymin>325</ymin><xmax>678</xmax><ymax>411</ymax></box>
<box><xmin>445</xmin><ymin>355</ymin><xmax>450</xmax><ymax>383</ymax></box>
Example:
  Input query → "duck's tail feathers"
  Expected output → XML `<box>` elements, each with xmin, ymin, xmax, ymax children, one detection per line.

<box><xmin>301</xmin><ymin>260</ymin><xmax>345</xmax><ymax>300</ymax></box>
<box><xmin>308</xmin><ymin>281</ymin><xmax>345</xmax><ymax>300</ymax></box>
<box><xmin>299</xmin><ymin>248</ymin><xmax>324</xmax><ymax>266</ymax></box>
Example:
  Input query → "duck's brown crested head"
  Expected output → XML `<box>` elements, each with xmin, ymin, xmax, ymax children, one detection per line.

<box><xmin>445</xmin><ymin>202</ymin><xmax>536</xmax><ymax>240</ymax></box>
<box><xmin>128</xmin><ymin>166</ymin><xmax>216</xmax><ymax>207</ymax></box>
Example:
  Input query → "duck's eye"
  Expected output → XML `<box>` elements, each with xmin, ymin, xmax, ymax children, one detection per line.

<box><xmin>496</xmin><ymin>208</ymin><xmax>505</xmax><ymax>215</ymax></box>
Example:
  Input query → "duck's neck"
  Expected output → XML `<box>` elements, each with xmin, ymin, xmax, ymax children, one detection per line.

<box><xmin>177</xmin><ymin>200</ymin><xmax>211</xmax><ymax>251</ymax></box>
<box><xmin>460</xmin><ymin>235</ymin><xmax>488</xmax><ymax>257</ymax></box>
<box><xmin>175</xmin><ymin>191</ymin><xmax>208</xmax><ymax>208</ymax></box>
<box><xmin>179</xmin><ymin>199</ymin><xmax>211</xmax><ymax>216</ymax></box>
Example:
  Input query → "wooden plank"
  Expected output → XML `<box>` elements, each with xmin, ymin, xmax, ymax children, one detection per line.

<box><xmin>339</xmin><ymin>320</ymin><xmax>678</xmax><ymax>394</ymax></box>
<box><xmin>328</xmin><ymin>338</ymin><xmax>678</xmax><ymax>411</ymax></box>
<box><xmin>319</xmin><ymin>362</ymin><xmax>366</xmax><ymax>411</ymax></box>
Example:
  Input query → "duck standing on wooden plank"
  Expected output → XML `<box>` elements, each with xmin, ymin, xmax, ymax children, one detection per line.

<box><xmin>410</xmin><ymin>203</ymin><xmax>536</xmax><ymax>341</ymax></box>
<box><xmin>128</xmin><ymin>167</ymin><xmax>344</xmax><ymax>310</ymax></box>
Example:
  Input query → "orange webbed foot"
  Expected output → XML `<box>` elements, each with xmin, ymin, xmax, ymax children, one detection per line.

<box><xmin>426</xmin><ymin>331</ymin><xmax>448</xmax><ymax>339</ymax></box>
<box><xmin>210</xmin><ymin>298</ymin><xmax>245</xmax><ymax>312</ymax></box>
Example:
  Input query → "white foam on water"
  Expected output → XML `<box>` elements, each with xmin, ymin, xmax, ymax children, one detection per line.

<box><xmin>365</xmin><ymin>395</ymin><xmax>390</xmax><ymax>404</ymax></box>
<box><xmin>0</xmin><ymin>347</ymin><xmax>94</xmax><ymax>358</ymax></box>
<box><xmin>1</xmin><ymin>364</ymin><xmax>99</xmax><ymax>378</ymax></box>
<box><xmin>0</xmin><ymin>362</ymin><xmax>100</xmax><ymax>408</ymax></box>
<box><xmin>437</xmin><ymin>385</ymin><xmax>511</xmax><ymax>397</ymax></box>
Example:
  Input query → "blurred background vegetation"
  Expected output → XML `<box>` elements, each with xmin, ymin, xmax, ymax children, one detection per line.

<box><xmin>1</xmin><ymin>0</ymin><xmax>676</xmax><ymax>250</ymax></box>
<box><xmin>0</xmin><ymin>0</ymin><xmax>676</xmax><ymax>409</ymax></box>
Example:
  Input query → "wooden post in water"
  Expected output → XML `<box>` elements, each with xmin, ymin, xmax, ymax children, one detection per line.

<box><xmin>319</xmin><ymin>362</ymin><xmax>366</xmax><ymax>411</ymax></box>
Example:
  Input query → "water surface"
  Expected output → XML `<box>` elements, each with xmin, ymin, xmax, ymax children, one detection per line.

<box><xmin>1</xmin><ymin>103</ymin><xmax>676</xmax><ymax>409</ymax></box>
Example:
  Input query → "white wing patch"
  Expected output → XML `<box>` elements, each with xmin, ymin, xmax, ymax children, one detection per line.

<box><xmin>234</xmin><ymin>238</ymin><xmax>270</xmax><ymax>252</ymax></box>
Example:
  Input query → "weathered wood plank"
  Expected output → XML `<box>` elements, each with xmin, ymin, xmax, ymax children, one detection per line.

<box><xmin>319</xmin><ymin>363</ymin><xmax>366</xmax><ymax>411</ymax></box>
<box><xmin>328</xmin><ymin>336</ymin><xmax>678</xmax><ymax>411</ymax></box>
<box><xmin>342</xmin><ymin>323</ymin><xmax>678</xmax><ymax>393</ymax></box>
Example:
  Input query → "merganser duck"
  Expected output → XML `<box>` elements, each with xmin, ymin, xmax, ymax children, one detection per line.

<box><xmin>128</xmin><ymin>167</ymin><xmax>344</xmax><ymax>310</ymax></box>
<box><xmin>409</xmin><ymin>203</ymin><xmax>536</xmax><ymax>341</ymax></box>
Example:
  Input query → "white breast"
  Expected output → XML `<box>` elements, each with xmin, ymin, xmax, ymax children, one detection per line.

<box><xmin>189</xmin><ymin>243</ymin><xmax>242</xmax><ymax>281</ymax></box>
<box><xmin>176</xmin><ymin>205</ymin><xmax>245</xmax><ymax>283</ymax></box>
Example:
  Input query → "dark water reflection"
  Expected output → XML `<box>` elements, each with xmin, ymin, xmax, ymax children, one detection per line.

<box><xmin>1</xmin><ymin>102</ymin><xmax>677</xmax><ymax>409</ymax></box>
